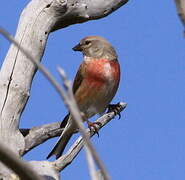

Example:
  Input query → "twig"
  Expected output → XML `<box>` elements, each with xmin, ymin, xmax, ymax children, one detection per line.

<box><xmin>85</xmin><ymin>145</ymin><xmax>98</xmax><ymax>180</ymax></box>
<box><xmin>0</xmin><ymin>141</ymin><xmax>43</xmax><ymax>180</ymax></box>
<box><xmin>22</xmin><ymin>122</ymin><xmax>64</xmax><ymax>155</ymax></box>
<box><xmin>53</xmin><ymin>102</ymin><xmax>127</xmax><ymax>171</ymax></box>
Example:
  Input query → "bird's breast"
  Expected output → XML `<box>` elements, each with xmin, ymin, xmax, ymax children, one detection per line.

<box><xmin>85</xmin><ymin>59</ymin><xmax>120</xmax><ymax>86</ymax></box>
<box><xmin>76</xmin><ymin>59</ymin><xmax>120</xmax><ymax>117</ymax></box>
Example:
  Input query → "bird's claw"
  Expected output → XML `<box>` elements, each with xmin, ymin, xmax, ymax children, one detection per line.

<box><xmin>87</xmin><ymin>121</ymin><xmax>102</xmax><ymax>137</ymax></box>
<box><xmin>107</xmin><ymin>103</ymin><xmax>122</xmax><ymax>119</ymax></box>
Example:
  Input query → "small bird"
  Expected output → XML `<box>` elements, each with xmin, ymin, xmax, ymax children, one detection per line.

<box><xmin>47</xmin><ymin>36</ymin><xmax>120</xmax><ymax>159</ymax></box>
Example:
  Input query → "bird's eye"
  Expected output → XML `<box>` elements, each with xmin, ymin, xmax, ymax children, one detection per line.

<box><xmin>85</xmin><ymin>41</ymin><xmax>91</xmax><ymax>45</ymax></box>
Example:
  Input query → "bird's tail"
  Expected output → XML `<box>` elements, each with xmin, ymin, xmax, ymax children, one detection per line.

<box><xmin>47</xmin><ymin>116</ymin><xmax>75</xmax><ymax>159</ymax></box>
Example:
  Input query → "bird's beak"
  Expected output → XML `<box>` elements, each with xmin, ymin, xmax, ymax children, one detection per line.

<box><xmin>72</xmin><ymin>43</ymin><xmax>82</xmax><ymax>51</ymax></box>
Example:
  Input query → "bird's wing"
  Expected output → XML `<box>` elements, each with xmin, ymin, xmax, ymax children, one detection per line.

<box><xmin>59</xmin><ymin>63</ymin><xmax>85</xmax><ymax>129</ymax></box>
<box><xmin>59</xmin><ymin>63</ymin><xmax>85</xmax><ymax>130</ymax></box>
<box><xmin>72</xmin><ymin>63</ymin><xmax>86</xmax><ymax>94</ymax></box>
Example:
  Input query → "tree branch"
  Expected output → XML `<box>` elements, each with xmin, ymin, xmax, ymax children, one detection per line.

<box><xmin>51</xmin><ymin>0</ymin><xmax>129</xmax><ymax>31</ymax></box>
<box><xmin>53</xmin><ymin>102</ymin><xmax>127</xmax><ymax>171</ymax></box>
<box><xmin>0</xmin><ymin>142</ymin><xmax>43</xmax><ymax>180</ymax></box>
<box><xmin>22</xmin><ymin>122</ymin><xmax>63</xmax><ymax>155</ymax></box>
<box><xmin>85</xmin><ymin>145</ymin><xmax>98</xmax><ymax>180</ymax></box>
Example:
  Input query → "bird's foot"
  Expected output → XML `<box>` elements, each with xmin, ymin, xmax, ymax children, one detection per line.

<box><xmin>87</xmin><ymin>121</ymin><xmax>102</xmax><ymax>137</ymax></box>
<box><xmin>107</xmin><ymin>103</ymin><xmax>122</xmax><ymax>119</ymax></box>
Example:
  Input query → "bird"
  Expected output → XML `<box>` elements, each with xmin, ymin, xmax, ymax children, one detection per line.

<box><xmin>47</xmin><ymin>36</ymin><xmax>121</xmax><ymax>159</ymax></box>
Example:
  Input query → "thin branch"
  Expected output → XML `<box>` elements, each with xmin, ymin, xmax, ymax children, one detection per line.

<box><xmin>53</xmin><ymin>102</ymin><xmax>127</xmax><ymax>171</ymax></box>
<box><xmin>0</xmin><ymin>141</ymin><xmax>43</xmax><ymax>180</ymax></box>
<box><xmin>85</xmin><ymin>146</ymin><xmax>99</xmax><ymax>180</ymax></box>
<box><xmin>22</xmin><ymin>122</ymin><xmax>63</xmax><ymax>155</ymax></box>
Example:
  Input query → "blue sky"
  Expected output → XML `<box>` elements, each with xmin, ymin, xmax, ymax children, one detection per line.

<box><xmin>1</xmin><ymin>1</ymin><xmax>185</xmax><ymax>180</ymax></box>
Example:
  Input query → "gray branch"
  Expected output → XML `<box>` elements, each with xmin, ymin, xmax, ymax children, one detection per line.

<box><xmin>23</xmin><ymin>122</ymin><xmax>63</xmax><ymax>155</ymax></box>
<box><xmin>0</xmin><ymin>141</ymin><xmax>43</xmax><ymax>180</ymax></box>
<box><xmin>51</xmin><ymin>0</ymin><xmax>129</xmax><ymax>31</ymax></box>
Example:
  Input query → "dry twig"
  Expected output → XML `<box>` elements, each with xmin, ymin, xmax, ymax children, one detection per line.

<box><xmin>0</xmin><ymin>142</ymin><xmax>43</xmax><ymax>180</ymax></box>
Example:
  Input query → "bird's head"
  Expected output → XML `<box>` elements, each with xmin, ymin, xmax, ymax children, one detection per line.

<box><xmin>72</xmin><ymin>36</ymin><xmax>117</xmax><ymax>61</ymax></box>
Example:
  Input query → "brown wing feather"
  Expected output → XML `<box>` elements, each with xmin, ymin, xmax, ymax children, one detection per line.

<box><xmin>72</xmin><ymin>63</ymin><xmax>86</xmax><ymax>94</ymax></box>
<box><xmin>59</xmin><ymin>63</ymin><xmax>85</xmax><ymax>131</ymax></box>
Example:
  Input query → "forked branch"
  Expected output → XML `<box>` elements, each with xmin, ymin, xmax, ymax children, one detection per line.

<box><xmin>22</xmin><ymin>122</ymin><xmax>63</xmax><ymax>155</ymax></box>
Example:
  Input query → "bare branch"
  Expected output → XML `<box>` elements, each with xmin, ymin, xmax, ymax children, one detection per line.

<box><xmin>22</xmin><ymin>122</ymin><xmax>63</xmax><ymax>155</ymax></box>
<box><xmin>0</xmin><ymin>142</ymin><xmax>43</xmax><ymax>180</ymax></box>
<box><xmin>53</xmin><ymin>102</ymin><xmax>127</xmax><ymax>171</ymax></box>
<box><xmin>85</xmin><ymin>145</ymin><xmax>99</xmax><ymax>180</ymax></box>
<box><xmin>51</xmin><ymin>0</ymin><xmax>129</xmax><ymax>31</ymax></box>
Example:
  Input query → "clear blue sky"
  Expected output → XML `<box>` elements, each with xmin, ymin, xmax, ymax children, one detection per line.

<box><xmin>1</xmin><ymin>1</ymin><xmax>185</xmax><ymax>180</ymax></box>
